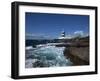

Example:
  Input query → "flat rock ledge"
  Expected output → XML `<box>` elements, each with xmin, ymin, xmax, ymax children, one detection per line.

<box><xmin>64</xmin><ymin>46</ymin><xmax>89</xmax><ymax>65</ymax></box>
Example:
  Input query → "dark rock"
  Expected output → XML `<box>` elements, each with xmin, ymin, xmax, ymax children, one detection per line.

<box><xmin>64</xmin><ymin>46</ymin><xmax>89</xmax><ymax>65</ymax></box>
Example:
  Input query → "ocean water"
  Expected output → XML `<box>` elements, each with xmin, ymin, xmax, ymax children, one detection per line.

<box><xmin>25</xmin><ymin>45</ymin><xmax>73</xmax><ymax>68</ymax></box>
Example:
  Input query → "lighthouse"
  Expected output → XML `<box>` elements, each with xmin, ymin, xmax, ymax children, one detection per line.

<box><xmin>61</xmin><ymin>30</ymin><xmax>65</xmax><ymax>37</ymax></box>
<box><xmin>58</xmin><ymin>29</ymin><xmax>72</xmax><ymax>39</ymax></box>
<box><xmin>58</xmin><ymin>30</ymin><xmax>66</xmax><ymax>39</ymax></box>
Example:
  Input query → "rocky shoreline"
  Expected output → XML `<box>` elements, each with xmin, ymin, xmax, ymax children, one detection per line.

<box><xmin>56</xmin><ymin>36</ymin><xmax>89</xmax><ymax>65</ymax></box>
<box><xmin>63</xmin><ymin>37</ymin><xmax>89</xmax><ymax>65</ymax></box>
<box><xmin>64</xmin><ymin>46</ymin><xmax>89</xmax><ymax>65</ymax></box>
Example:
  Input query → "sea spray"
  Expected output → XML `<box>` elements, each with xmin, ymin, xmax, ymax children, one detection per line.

<box><xmin>25</xmin><ymin>45</ymin><xmax>73</xmax><ymax>68</ymax></box>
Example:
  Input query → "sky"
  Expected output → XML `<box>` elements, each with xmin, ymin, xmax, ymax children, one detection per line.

<box><xmin>25</xmin><ymin>12</ymin><xmax>89</xmax><ymax>39</ymax></box>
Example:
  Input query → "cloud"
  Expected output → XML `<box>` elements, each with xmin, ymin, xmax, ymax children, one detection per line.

<box><xmin>74</xmin><ymin>31</ymin><xmax>89</xmax><ymax>37</ymax></box>
<box><xmin>74</xmin><ymin>31</ymin><xmax>84</xmax><ymax>36</ymax></box>
<box><xmin>25</xmin><ymin>33</ymin><xmax>53</xmax><ymax>40</ymax></box>
<box><xmin>26</xmin><ymin>33</ymin><xmax>44</xmax><ymax>37</ymax></box>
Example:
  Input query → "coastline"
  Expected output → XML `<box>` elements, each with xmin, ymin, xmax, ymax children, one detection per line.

<box><xmin>63</xmin><ymin>37</ymin><xmax>89</xmax><ymax>65</ymax></box>
<box><xmin>64</xmin><ymin>46</ymin><xmax>89</xmax><ymax>65</ymax></box>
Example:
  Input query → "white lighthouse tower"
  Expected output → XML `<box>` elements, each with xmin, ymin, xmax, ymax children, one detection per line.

<box><xmin>58</xmin><ymin>29</ymin><xmax>72</xmax><ymax>39</ymax></box>
<box><xmin>58</xmin><ymin>29</ymin><xmax>66</xmax><ymax>39</ymax></box>
<box><xmin>61</xmin><ymin>30</ymin><xmax>65</xmax><ymax>37</ymax></box>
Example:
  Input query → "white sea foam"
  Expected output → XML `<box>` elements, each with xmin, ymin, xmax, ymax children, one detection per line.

<box><xmin>25</xmin><ymin>45</ymin><xmax>73</xmax><ymax>68</ymax></box>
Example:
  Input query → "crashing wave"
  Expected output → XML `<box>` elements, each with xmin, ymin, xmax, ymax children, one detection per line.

<box><xmin>25</xmin><ymin>45</ymin><xmax>73</xmax><ymax>68</ymax></box>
